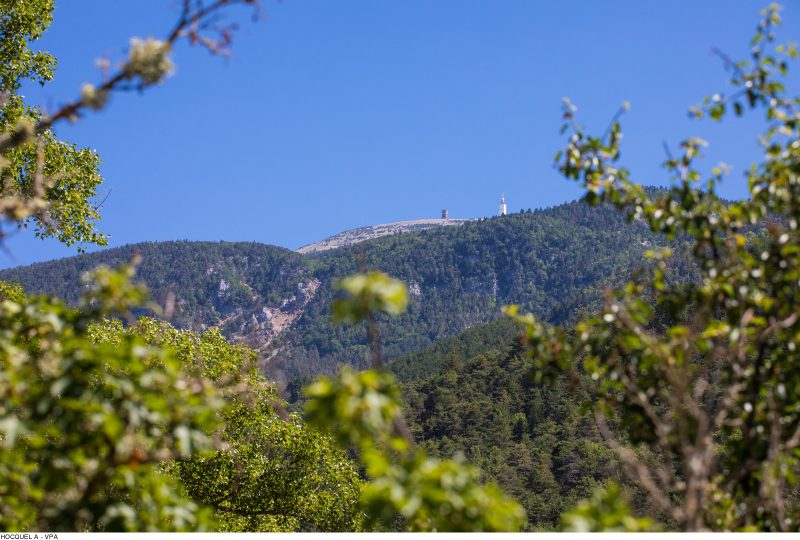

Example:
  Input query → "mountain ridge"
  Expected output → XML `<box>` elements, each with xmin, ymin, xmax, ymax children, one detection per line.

<box><xmin>0</xmin><ymin>199</ymin><xmax>665</xmax><ymax>384</ymax></box>
<box><xmin>297</xmin><ymin>217</ymin><xmax>475</xmax><ymax>254</ymax></box>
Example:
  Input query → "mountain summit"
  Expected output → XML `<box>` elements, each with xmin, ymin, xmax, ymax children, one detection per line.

<box><xmin>297</xmin><ymin>218</ymin><xmax>473</xmax><ymax>254</ymax></box>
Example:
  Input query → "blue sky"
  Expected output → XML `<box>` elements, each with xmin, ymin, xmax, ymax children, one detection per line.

<box><xmin>3</xmin><ymin>1</ymin><xmax>796</xmax><ymax>268</ymax></box>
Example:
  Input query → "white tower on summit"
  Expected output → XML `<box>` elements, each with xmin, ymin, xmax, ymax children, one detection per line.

<box><xmin>499</xmin><ymin>193</ymin><xmax>507</xmax><ymax>216</ymax></box>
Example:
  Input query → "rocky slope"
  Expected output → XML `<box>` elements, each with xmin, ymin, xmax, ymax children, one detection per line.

<box><xmin>0</xmin><ymin>241</ymin><xmax>316</xmax><ymax>353</ymax></box>
<box><xmin>297</xmin><ymin>218</ymin><xmax>472</xmax><ymax>254</ymax></box>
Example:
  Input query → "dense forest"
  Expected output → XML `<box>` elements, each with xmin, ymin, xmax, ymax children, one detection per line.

<box><xmin>1</xmin><ymin>198</ymin><xmax>667</xmax><ymax>383</ymax></box>
<box><xmin>0</xmin><ymin>241</ymin><xmax>312</xmax><ymax>329</ymax></box>
<box><xmin>401</xmin><ymin>339</ymin><xmax>650</xmax><ymax>530</ymax></box>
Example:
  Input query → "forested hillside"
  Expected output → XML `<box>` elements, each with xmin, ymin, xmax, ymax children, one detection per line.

<box><xmin>1</xmin><ymin>199</ymin><xmax>665</xmax><ymax>383</ymax></box>
<box><xmin>401</xmin><ymin>340</ymin><xmax>654</xmax><ymax>530</ymax></box>
<box><xmin>0</xmin><ymin>241</ymin><xmax>316</xmax><ymax>353</ymax></box>
<box><xmin>389</xmin><ymin>316</ymin><xmax>523</xmax><ymax>382</ymax></box>
<box><xmin>356</xmin><ymin>313</ymin><xmax>658</xmax><ymax>530</ymax></box>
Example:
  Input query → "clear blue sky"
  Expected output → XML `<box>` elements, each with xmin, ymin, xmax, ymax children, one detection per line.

<box><xmin>3</xmin><ymin>1</ymin><xmax>796</xmax><ymax>268</ymax></box>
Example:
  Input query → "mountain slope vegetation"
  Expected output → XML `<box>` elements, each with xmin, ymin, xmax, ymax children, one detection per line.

<box><xmin>401</xmin><ymin>341</ymin><xmax>651</xmax><ymax>530</ymax></box>
<box><xmin>1</xmin><ymin>199</ymin><xmax>664</xmax><ymax>383</ymax></box>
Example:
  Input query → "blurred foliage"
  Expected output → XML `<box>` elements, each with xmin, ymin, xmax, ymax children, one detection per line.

<box><xmin>509</xmin><ymin>3</ymin><xmax>800</xmax><ymax>531</ymax></box>
<box><xmin>560</xmin><ymin>483</ymin><xmax>654</xmax><ymax>532</ymax></box>
<box><xmin>332</xmin><ymin>271</ymin><xmax>408</xmax><ymax>323</ymax></box>
<box><xmin>0</xmin><ymin>281</ymin><xmax>24</xmax><ymax>303</ymax></box>
<box><xmin>0</xmin><ymin>264</ymin><xmax>222</xmax><ymax>530</ymax></box>
<box><xmin>101</xmin><ymin>318</ymin><xmax>365</xmax><ymax>532</ymax></box>
<box><xmin>305</xmin><ymin>273</ymin><xmax>525</xmax><ymax>531</ymax></box>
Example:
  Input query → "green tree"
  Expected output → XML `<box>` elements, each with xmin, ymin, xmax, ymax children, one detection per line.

<box><xmin>0</xmin><ymin>0</ymin><xmax>258</xmax><ymax>247</ymax></box>
<box><xmin>0</xmin><ymin>0</ymin><xmax>104</xmax><ymax>246</ymax></box>
<box><xmin>0</xmin><ymin>263</ymin><xmax>223</xmax><ymax>530</ymax></box>
<box><xmin>120</xmin><ymin>319</ymin><xmax>364</xmax><ymax>532</ymax></box>
<box><xmin>507</xmin><ymin>3</ymin><xmax>800</xmax><ymax>531</ymax></box>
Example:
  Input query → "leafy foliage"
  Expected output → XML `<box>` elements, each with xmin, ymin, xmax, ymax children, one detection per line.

<box><xmin>0</xmin><ymin>265</ymin><xmax>223</xmax><ymax>531</ymax></box>
<box><xmin>560</xmin><ymin>483</ymin><xmax>654</xmax><ymax>532</ymax></box>
<box><xmin>112</xmin><ymin>318</ymin><xmax>365</xmax><ymax>532</ymax></box>
<box><xmin>0</xmin><ymin>0</ymin><xmax>105</xmax><ymax>247</ymax></box>
<box><xmin>0</xmin><ymin>267</ymin><xmax>364</xmax><ymax>531</ymax></box>
<box><xmin>509</xmin><ymin>3</ymin><xmax>800</xmax><ymax>531</ymax></box>
<box><xmin>332</xmin><ymin>271</ymin><xmax>408</xmax><ymax>324</ymax></box>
